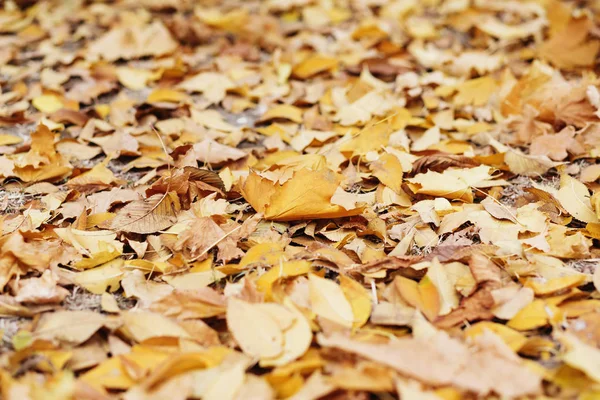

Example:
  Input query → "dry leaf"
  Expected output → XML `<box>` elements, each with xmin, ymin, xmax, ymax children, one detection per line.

<box><xmin>556</xmin><ymin>174</ymin><xmax>599</xmax><ymax>223</ymax></box>
<box><xmin>242</xmin><ymin>166</ymin><xmax>363</xmax><ymax>221</ymax></box>
<box><xmin>308</xmin><ymin>274</ymin><xmax>354</xmax><ymax>328</ymax></box>
<box><xmin>110</xmin><ymin>192</ymin><xmax>181</xmax><ymax>233</ymax></box>
<box><xmin>539</xmin><ymin>18</ymin><xmax>600</xmax><ymax>69</ymax></box>
<box><xmin>227</xmin><ymin>298</ymin><xmax>284</xmax><ymax>359</ymax></box>
<box><xmin>318</xmin><ymin>330</ymin><xmax>542</xmax><ymax>397</ymax></box>
<box><xmin>35</xmin><ymin>311</ymin><xmax>107</xmax><ymax>345</ymax></box>
<box><xmin>407</xmin><ymin>165</ymin><xmax>505</xmax><ymax>202</ymax></box>
<box><xmin>89</xmin><ymin>21</ymin><xmax>178</xmax><ymax>61</ymax></box>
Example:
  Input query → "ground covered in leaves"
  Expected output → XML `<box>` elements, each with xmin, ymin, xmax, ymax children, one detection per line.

<box><xmin>1</xmin><ymin>0</ymin><xmax>600</xmax><ymax>398</ymax></box>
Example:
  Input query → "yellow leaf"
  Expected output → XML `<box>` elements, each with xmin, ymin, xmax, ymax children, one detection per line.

<box><xmin>407</xmin><ymin>165</ymin><xmax>503</xmax><ymax>202</ymax></box>
<box><xmin>73</xmin><ymin>259</ymin><xmax>125</xmax><ymax>294</ymax></box>
<box><xmin>121</xmin><ymin>311</ymin><xmax>190</xmax><ymax>342</ymax></box>
<box><xmin>260</xmin><ymin>299</ymin><xmax>313</xmax><ymax>367</ymax></box>
<box><xmin>54</xmin><ymin>228</ymin><xmax>123</xmax><ymax>269</ymax></box>
<box><xmin>239</xmin><ymin>242</ymin><xmax>287</xmax><ymax>268</ymax></box>
<box><xmin>556</xmin><ymin>173</ymin><xmax>599</xmax><ymax>223</ymax></box>
<box><xmin>34</xmin><ymin>311</ymin><xmax>107</xmax><ymax>345</ymax></box>
<box><xmin>81</xmin><ymin>345</ymin><xmax>170</xmax><ymax>390</ymax></box>
<box><xmin>116</xmin><ymin>67</ymin><xmax>158</xmax><ymax>90</ymax></box>
<box><xmin>89</xmin><ymin>21</ymin><xmax>177</xmax><ymax>61</ymax></box>
<box><xmin>523</xmin><ymin>275</ymin><xmax>586</xmax><ymax>296</ymax></box>
<box><xmin>163</xmin><ymin>269</ymin><xmax>226</xmax><ymax>290</ymax></box>
<box><xmin>339</xmin><ymin>275</ymin><xmax>372</xmax><ymax>329</ymax></box>
<box><xmin>395</xmin><ymin>276</ymin><xmax>440</xmax><ymax>322</ymax></box>
<box><xmin>308</xmin><ymin>274</ymin><xmax>354</xmax><ymax>328</ymax></box>
<box><xmin>196</xmin><ymin>8</ymin><xmax>249</xmax><ymax>33</ymax></box>
<box><xmin>227</xmin><ymin>298</ymin><xmax>284</xmax><ymax>358</ymax></box>
<box><xmin>425</xmin><ymin>258</ymin><xmax>459</xmax><ymax>316</ymax></box>
<box><xmin>258</xmin><ymin>104</ymin><xmax>304</xmax><ymax>124</ymax></box>
<box><xmin>36</xmin><ymin>371</ymin><xmax>76</xmax><ymax>400</ymax></box>
<box><xmin>36</xmin><ymin>350</ymin><xmax>72</xmax><ymax>372</ymax></box>
<box><xmin>558</xmin><ymin>332</ymin><xmax>600</xmax><ymax>383</ymax></box>
<box><xmin>370</xmin><ymin>153</ymin><xmax>403</xmax><ymax>194</ymax></box>
<box><xmin>101</xmin><ymin>292</ymin><xmax>120</xmax><ymax>313</ymax></box>
<box><xmin>0</xmin><ymin>134</ymin><xmax>22</xmax><ymax>146</ymax></box>
<box><xmin>11</xmin><ymin>124</ymin><xmax>72</xmax><ymax>183</ymax></box>
<box><xmin>66</xmin><ymin>160</ymin><xmax>123</xmax><ymax>192</ymax></box>
<box><xmin>32</xmin><ymin>94</ymin><xmax>64</xmax><ymax>113</ymax></box>
<box><xmin>177</xmin><ymin>72</ymin><xmax>234</xmax><ymax>103</ymax></box>
<box><xmin>242</xmin><ymin>166</ymin><xmax>363</xmax><ymax>221</ymax></box>
<box><xmin>453</xmin><ymin>76</ymin><xmax>498</xmax><ymax>106</ymax></box>
<box><xmin>504</xmin><ymin>151</ymin><xmax>561</xmax><ymax>177</ymax></box>
<box><xmin>143</xmin><ymin>347</ymin><xmax>231</xmax><ymax>389</ymax></box>
<box><xmin>507</xmin><ymin>299</ymin><xmax>561</xmax><ymax>331</ymax></box>
<box><xmin>266</xmin><ymin>349</ymin><xmax>323</xmax><ymax>397</ymax></box>
<box><xmin>292</xmin><ymin>55</ymin><xmax>338</xmax><ymax>79</ymax></box>
<box><xmin>560</xmin><ymin>300</ymin><xmax>600</xmax><ymax>318</ymax></box>
<box><xmin>257</xmin><ymin>260</ymin><xmax>312</xmax><ymax>300</ymax></box>
<box><xmin>464</xmin><ymin>322</ymin><xmax>527</xmax><ymax>352</ymax></box>
<box><xmin>147</xmin><ymin>88</ymin><xmax>189</xmax><ymax>103</ymax></box>
<box><xmin>339</xmin><ymin>120</ymin><xmax>391</xmax><ymax>156</ymax></box>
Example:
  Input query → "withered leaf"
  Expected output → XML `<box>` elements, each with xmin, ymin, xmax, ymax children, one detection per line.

<box><xmin>110</xmin><ymin>192</ymin><xmax>181</xmax><ymax>234</ymax></box>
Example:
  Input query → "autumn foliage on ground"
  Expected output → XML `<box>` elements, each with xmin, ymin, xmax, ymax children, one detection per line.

<box><xmin>1</xmin><ymin>0</ymin><xmax>600</xmax><ymax>398</ymax></box>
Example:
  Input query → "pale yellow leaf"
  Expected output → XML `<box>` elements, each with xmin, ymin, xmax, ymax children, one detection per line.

<box><xmin>308</xmin><ymin>274</ymin><xmax>354</xmax><ymax>328</ymax></box>
<box><xmin>226</xmin><ymin>298</ymin><xmax>284</xmax><ymax>359</ymax></box>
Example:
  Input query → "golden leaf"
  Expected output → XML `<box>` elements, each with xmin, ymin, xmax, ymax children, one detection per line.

<box><xmin>395</xmin><ymin>276</ymin><xmax>440</xmax><ymax>322</ymax></box>
<box><xmin>464</xmin><ymin>322</ymin><xmax>527</xmax><ymax>352</ymax></box>
<box><xmin>370</xmin><ymin>153</ymin><xmax>403</xmax><ymax>194</ymax></box>
<box><xmin>226</xmin><ymin>297</ymin><xmax>284</xmax><ymax>359</ymax></box>
<box><xmin>308</xmin><ymin>274</ymin><xmax>354</xmax><ymax>328</ymax></box>
<box><xmin>242</xmin><ymin>166</ymin><xmax>363</xmax><ymax>221</ymax></box>
<box><xmin>257</xmin><ymin>260</ymin><xmax>312</xmax><ymax>300</ymax></box>
<box><xmin>292</xmin><ymin>55</ymin><xmax>338</xmax><ymax>79</ymax></box>
<box><xmin>339</xmin><ymin>275</ymin><xmax>372</xmax><ymax>329</ymax></box>
<box><xmin>453</xmin><ymin>76</ymin><xmax>498</xmax><ymax>106</ymax></box>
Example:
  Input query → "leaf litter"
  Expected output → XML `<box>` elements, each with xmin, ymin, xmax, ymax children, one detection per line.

<box><xmin>1</xmin><ymin>0</ymin><xmax>600</xmax><ymax>399</ymax></box>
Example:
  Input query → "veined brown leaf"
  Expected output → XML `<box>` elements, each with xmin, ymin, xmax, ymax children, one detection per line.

<box><xmin>110</xmin><ymin>191</ymin><xmax>181</xmax><ymax>234</ymax></box>
<box><xmin>184</xmin><ymin>166</ymin><xmax>226</xmax><ymax>192</ymax></box>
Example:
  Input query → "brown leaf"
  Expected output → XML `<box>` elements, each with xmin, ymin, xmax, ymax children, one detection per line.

<box><xmin>150</xmin><ymin>288</ymin><xmax>227</xmax><ymax>319</ymax></box>
<box><xmin>110</xmin><ymin>191</ymin><xmax>180</xmax><ymax>234</ymax></box>
<box><xmin>174</xmin><ymin>217</ymin><xmax>243</xmax><ymax>262</ymax></box>
<box><xmin>538</xmin><ymin>17</ymin><xmax>600</xmax><ymax>69</ymax></box>
<box><xmin>14</xmin><ymin>270</ymin><xmax>69</xmax><ymax>304</ymax></box>
<box><xmin>468</xmin><ymin>253</ymin><xmax>504</xmax><ymax>285</ymax></box>
<box><xmin>411</xmin><ymin>154</ymin><xmax>480</xmax><ymax>176</ymax></box>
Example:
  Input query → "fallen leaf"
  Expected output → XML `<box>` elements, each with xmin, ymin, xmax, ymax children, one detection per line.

<box><xmin>407</xmin><ymin>165</ymin><xmax>505</xmax><ymax>202</ymax></box>
<box><xmin>226</xmin><ymin>298</ymin><xmax>284</xmax><ymax>359</ymax></box>
<box><xmin>339</xmin><ymin>275</ymin><xmax>372</xmax><ymax>329</ymax></box>
<box><xmin>539</xmin><ymin>18</ymin><xmax>600</xmax><ymax>69</ymax></box>
<box><xmin>110</xmin><ymin>192</ymin><xmax>181</xmax><ymax>234</ymax></box>
<box><xmin>242</xmin><ymin>165</ymin><xmax>363</xmax><ymax>221</ymax></box>
<box><xmin>292</xmin><ymin>56</ymin><xmax>338</xmax><ymax>79</ymax></box>
<box><xmin>88</xmin><ymin>21</ymin><xmax>178</xmax><ymax>61</ymax></box>
<box><xmin>177</xmin><ymin>72</ymin><xmax>234</xmax><ymax>104</ymax></box>
<box><xmin>318</xmin><ymin>330</ymin><xmax>542</xmax><ymax>397</ymax></box>
<box><xmin>557</xmin><ymin>332</ymin><xmax>600</xmax><ymax>383</ymax></box>
<box><xmin>308</xmin><ymin>274</ymin><xmax>354</xmax><ymax>328</ymax></box>
<box><xmin>395</xmin><ymin>276</ymin><xmax>440</xmax><ymax>322</ymax></box>
<box><xmin>556</xmin><ymin>174</ymin><xmax>599</xmax><ymax>223</ymax></box>
<box><xmin>121</xmin><ymin>311</ymin><xmax>191</xmax><ymax>342</ymax></box>
<box><xmin>34</xmin><ymin>311</ymin><xmax>107</xmax><ymax>345</ymax></box>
